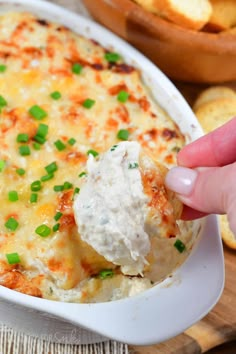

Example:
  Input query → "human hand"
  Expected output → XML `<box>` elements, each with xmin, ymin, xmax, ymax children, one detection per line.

<box><xmin>165</xmin><ymin>117</ymin><xmax>236</xmax><ymax>235</ymax></box>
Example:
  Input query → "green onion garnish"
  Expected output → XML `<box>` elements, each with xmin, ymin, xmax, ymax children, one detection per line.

<box><xmin>54</xmin><ymin>139</ymin><xmax>66</xmax><ymax>151</ymax></box>
<box><xmin>50</xmin><ymin>91</ymin><xmax>61</xmax><ymax>100</ymax></box>
<box><xmin>45</xmin><ymin>162</ymin><xmax>57</xmax><ymax>174</ymax></box>
<box><xmin>0</xmin><ymin>65</ymin><xmax>7</xmax><ymax>73</ymax></box>
<box><xmin>35</xmin><ymin>224</ymin><xmax>51</xmax><ymax>237</ymax></box>
<box><xmin>117</xmin><ymin>90</ymin><xmax>129</xmax><ymax>103</ymax></box>
<box><xmin>0</xmin><ymin>95</ymin><xmax>7</xmax><ymax>107</ymax></box>
<box><xmin>30</xmin><ymin>180</ymin><xmax>42</xmax><ymax>192</ymax></box>
<box><xmin>54</xmin><ymin>212</ymin><xmax>62</xmax><ymax>221</ymax></box>
<box><xmin>16</xmin><ymin>168</ymin><xmax>25</xmax><ymax>176</ymax></box>
<box><xmin>0</xmin><ymin>160</ymin><xmax>6</xmax><ymax>172</ymax></box>
<box><xmin>5</xmin><ymin>217</ymin><xmax>19</xmax><ymax>231</ymax></box>
<box><xmin>17</xmin><ymin>133</ymin><xmax>29</xmax><ymax>143</ymax></box>
<box><xmin>110</xmin><ymin>144</ymin><xmax>118</xmax><ymax>151</ymax></box>
<box><xmin>19</xmin><ymin>145</ymin><xmax>31</xmax><ymax>156</ymax></box>
<box><xmin>104</xmin><ymin>52</ymin><xmax>121</xmax><ymax>63</ymax></box>
<box><xmin>8</xmin><ymin>191</ymin><xmax>19</xmax><ymax>202</ymax></box>
<box><xmin>63</xmin><ymin>181</ymin><xmax>73</xmax><ymax>190</ymax></box>
<box><xmin>87</xmin><ymin>149</ymin><xmax>99</xmax><ymax>157</ymax></box>
<box><xmin>99</xmin><ymin>269</ymin><xmax>114</xmax><ymax>279</ymax></box>
<box><xmin>41</xmin><ymin>173</ymin><xmax>54</xmax><ymax>182</ymax></box>
<box><xmin>68</xmin><ymin>138</ymin><xmax>76</xmax><ymax>146</ymax></box>
<box><xmin>33</xmin><ymin>135</ymin><xmax>46</xmax><ymax>144</ymax></box>
<box><xmin>174</xmin><ymin>239</ymin><xmax>186</xmax><ymax>253</ymax></box>
<box><xmin>72</xmin><ymin>187</ymin><xmax>80</xmax><ymax>200</ymax></box>
<box><xmin>36</xmin><ymin>123</ymin><xmax>48</xmax><ymax>138</ymax></box>
<box><xmin>30</xmin><ymin>193</ymin><xmax>38</xmax><ymax>203</ymax></box>
<box><xmin>33</xmin><ymin>142</ymin><xmax>41</xmax><ymax>150</ymax></box>
<box><xmin>78</xmin><ymin>172</ymin><xmax>87</xmax><ymax>178</ymax></box>
<box><xmin>52</xmin><ymin>223</ymin><xmax>60</xmax><ymax>232</ymax></box>
<box><xmin>117</xmin><ymin>129</ymin><xmax>129</xmax><ymax>141</ymax></box>
<box><xmin>53</xmin><ymin>185</ymin><xmax>64</xmax><ymax>192</ymax></box>
<box><xmin>6</xmin><ymin>252</ymin><xmax>20</xmax><ymax>265</ymax></box>
<box><xmin>72</xmin><ymin>63</ymin><xmax>83</xmax><ymax>74</ymax></box>
<box><xmin>29</xmin><ymin>105</ymin><xmax>47</xmax><ymax>120</ymax></box>
<box><xmin>82</xmin><ymin>98</ymin><xmax>95</xmax><ymax>109</ymax></box>
<box><xmin>128</xmin><ymin>162</ymin><xmax>139</xmax><ymax>169</ymax></box>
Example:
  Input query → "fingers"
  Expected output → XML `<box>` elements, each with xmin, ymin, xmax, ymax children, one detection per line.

<box><xmin>177</xmin><ymin>116</ymin><xmax>236</xmax><ymax>168</ymax></box>
<box><xmin>181</xmin><ymin>205</ymin><xmax>207</xmax><ymax>221</ymax></box>
<box><xmin>165</xmin><ymin>163</ymin><xmax>236</xmax><ymax>236</ymax></box>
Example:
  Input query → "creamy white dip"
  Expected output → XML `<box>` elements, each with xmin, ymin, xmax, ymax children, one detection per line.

<box><xmin>73</xmin><ymin>142</ymin><xmax>150</xmax><ymax>275</ymax></box>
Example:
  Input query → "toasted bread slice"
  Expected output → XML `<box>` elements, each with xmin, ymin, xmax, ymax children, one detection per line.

<box><xmin>208</xmin><ymin>0</ymin><xmax>236</xmax><ymax>32</ymax></box>
<box><xmin>152</xmin><ymin>0</ymin><xmax>212</xmax><ymax>30</ymax></box>
<box><xmin>220</xmin><ymin>215</ymin><xmax>236</xmax><ymax>250</ymax></box>
<box><xmin>193</xmin><ymin>86</ymin><xmax>236</xmax><ymax>111</ymax></box>
<box><xmin>194</xmin><ymin>98</ymin><xmax>236</xmax><ymax>132</ymax></box>
<box><xmin>133</xmin><ymin>0</ymin><xmax>161</xmax><ymax>14</ymax></box>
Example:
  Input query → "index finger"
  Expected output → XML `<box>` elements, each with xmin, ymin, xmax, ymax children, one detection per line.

<box><xmin>178</xmin><ymin>116</ymin><xmax>236</xmax><ymax>168</ymax></box>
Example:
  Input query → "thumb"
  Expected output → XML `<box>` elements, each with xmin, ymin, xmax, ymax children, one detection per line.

<box><xmin>165</xmin><ymin>163</ymin><xmax>236</xmax><ymax>235</ymax></box>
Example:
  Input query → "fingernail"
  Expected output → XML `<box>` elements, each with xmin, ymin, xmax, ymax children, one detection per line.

<box><xmin>165</xmin><ymin>167</ymin><xmax>198</xmax><ymax>196</ymax></box>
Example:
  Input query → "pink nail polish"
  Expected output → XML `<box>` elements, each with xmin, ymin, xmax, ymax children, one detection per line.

<box><xmin>165</xmin><ymin>167</ymin><xmax>198</xmax><ymax>196</ymax></box>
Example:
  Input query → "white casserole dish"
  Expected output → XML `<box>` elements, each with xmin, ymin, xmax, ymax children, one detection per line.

<box><xmin>0</xmin><ymin>0</ymin><xmax>224</xmax><ymax>345</ymax></box>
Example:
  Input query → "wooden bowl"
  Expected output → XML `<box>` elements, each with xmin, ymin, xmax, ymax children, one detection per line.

<box><xmin>83</xmin><ymin>0</ymin><xmax>236</xmax><ymax>83</ymax></box>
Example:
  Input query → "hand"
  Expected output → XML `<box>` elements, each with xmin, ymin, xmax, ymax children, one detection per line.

<box><xmin>165</xmin><ymin>117</ymin><xmax>236</xmax><ymax>235</ymax></box>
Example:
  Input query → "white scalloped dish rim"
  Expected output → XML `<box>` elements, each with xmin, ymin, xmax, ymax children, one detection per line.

<box><xmin>0</xmin><ymin>0</ymin><xmax>224</xmax><ymax>346</ymax></box>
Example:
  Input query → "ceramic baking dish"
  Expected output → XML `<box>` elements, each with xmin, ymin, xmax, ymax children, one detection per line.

<box><xmin>0</xmin><ymin>0</ymin><xmax>224</xmax><ymax>346</ymax></box>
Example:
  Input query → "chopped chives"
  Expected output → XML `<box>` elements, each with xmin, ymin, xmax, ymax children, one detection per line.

<box><xmin>117</xmin><ymin>129</ymin><xmax>129</xmax><ymax>141</ymax></box>
<box><xmin>110</xmin><ymin>144</ymin><xmax>118</xmax><ymax>151</ymax></box>
<box><xmin>35</xmin><ymin>224</ymin><xmax>51</xmax><ymax>237</ymax></box>
<box><xmin>17</xmin><ymin>133</ymin><xmax>29</xmax><ymax>143</ymax></box>
<box><xmin>99</xmin><ymin>269</ymin><xmax>114</xmax><ymax>279</ymax></box>
<box><xmin>174</xmin><ymin>239</ymin><xmax>186</xmax><ymax>253</ymax></box>
<box><xmin>19</xmin><ymin>145</ymin><xmax>31</xmax><ymax>156</ymax></box>
<box><xmin>29</xmin><ymin>105</ymin><xmax>47</xmax><ymax>120</ymax></box>
<box><xmin>128</xmin><ymin>162</ymin><xmax>139</xmax><ymax>169</ymax></box>
<box><xmin>72</xmin><ymin>63</ymin><xmax>83</xmax><ymax>74</ymax></box>
<box><xmin>45</xmin><ymin>162</ymin><xmax>57</xmax><ymax>174</ymax></box>
<box><xmin>63</xmin><ymin>181</ymin><xmax>73</xmax><ymax>190</ymax></box>
<box><xmin>41</xmin><ymin>173</ymin><xmax>54</xmax><ymax>182</ymax></box>
<box><xmin>30</xmin><ymin>180</ymin><xmax>42</xmax><ymax>192</ymax></box>
<box><xmin>0</xmin><ymin>65</ymin><xmax>7</xmax><ymax>73</ymax></box>
<box><xmin>6</xmin><ymin>252</ymin><xmax>20</xmax><ymax>265</ymax></box>
<box><xmin>8</xmin><ymin>191</ymin><xmax>19</xmax><ymax>202</ymax></box>
<box><xmin>36</xmin><ymin>123</ymin><xmax>48</xmax><ymax>138</ymax></box>
<box><xmin>33</xmin><ymin>135</ymin><xmax>46</xmax><ymax>144</ymax></box>
<box><xmin>82</xmin><ymin>98</ymin><xmax>95</xmax><ymax>109</ymax></box>
<box><xmin>33</xmin><ymin>142</ymin><xmax>41</xmax><ymax>150</ymax></box>
<box><xmin>5</xmin><ymin>217</ymin><xmax>19</xmax><ymax>231</ymax></box>
<box><xmin>53</xmin><ymin>185</ymin><xmax>64</xmax><ymax>192</ymax></box>
<box><xmin>87</xmin><ymin>149</ymin><xmax>99</xmax><ymax>157</ymax></box>
<box><xmin>117</xmin><ymin>90</ymin><xmax>129</xmax><ymax>103</ymax></box>
<box><xmin>104</xmin><ymin>52</ymin><xmax>121</xmax><ymax>63</ymax></box>
<box><xmin>0</xmin><ymin>160</ymin><xmax>6</xmax><ymax>172</ymax></box>
<box><xmin>72</xmin><ymin>187</ymin><xmax>80</xmax><ymax>200</ymax></box>
<box><xmin>54</xmin><ymin>211</ymin><xmax>62</xmax><ymax>221</ymax></box>
<box><xmin>0</xmin><ymin>95</ymin><xmax>7</xmax><ymax>107</ymax></box>
<box><xmin>52</xmin><ymin>223</ymin><xmax>60</xmax><ymax>232</ymax></box>
<box><xmin>68</xmin><ymin>138</ymin><xmax>76</xmax><ymax>146</ymax></box>
<box><xmin>78</xmin><ymin>171</ymin><xmax>87</xmax><ymax>178</ymax></box>
<box><xmin>16</xmin><ymin>168</ymin><xmax>25</xmax><ymax>176</ymax></box>
<box><xmin>30</xmin><ymin>193</ymin><xmax>38</xmax><ymax>203</ymax></box>
<box><xmin>50</xmin><ymin>91</ymin><xmax>61</xmax><ymax>100</ymax></box>
<box><xmin>54</xmin><ymin>139</ymin><xmax>66</xmax><ymax>151</ymax></box>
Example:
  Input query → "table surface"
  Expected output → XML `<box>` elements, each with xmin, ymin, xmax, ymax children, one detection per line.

<box><xmin>1</xmin><ymin>1</ymin><xmax>236</xmax><ymax>353</ymax></box>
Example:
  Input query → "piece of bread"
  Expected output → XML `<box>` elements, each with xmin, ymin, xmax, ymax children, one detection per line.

<box><xmin>193</xmin><ymin>86</ymin><xmax>236</xmax><ymax>111</ymax></box>
<box><xmin>133</xmin><ymin>0</ymin><xmax>161</xmax><ymax>14</ymax></box>
<box><xmin>152</xmin><ymin>0</ymin><xmax>212</xmax><ymax>30</ymax></box>
<box><xmin>194</xmin><ymin>97</ymin><xmax>236</xmax><ymax>132</ymax></box>
<box><xmin>207</xmin><ymin>0</ymin><xmax>236</xmax><ymax>32</ymax></box>
<box><xmin>193</xmin><ymin>92</ymin><xmax>236</xmax><ymax>249</ymax></box>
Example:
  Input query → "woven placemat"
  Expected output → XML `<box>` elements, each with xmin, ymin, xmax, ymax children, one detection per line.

<box><xmin>0</xmin><ymin>1</ymin><xmax>129</xmax><ymax>352</ymax></box>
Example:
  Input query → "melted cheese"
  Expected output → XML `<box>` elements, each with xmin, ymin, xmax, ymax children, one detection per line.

<box><xmin>0</xmin><ymin>12</ymin><xmax>192</xmax><ymax>303</ymax></box>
